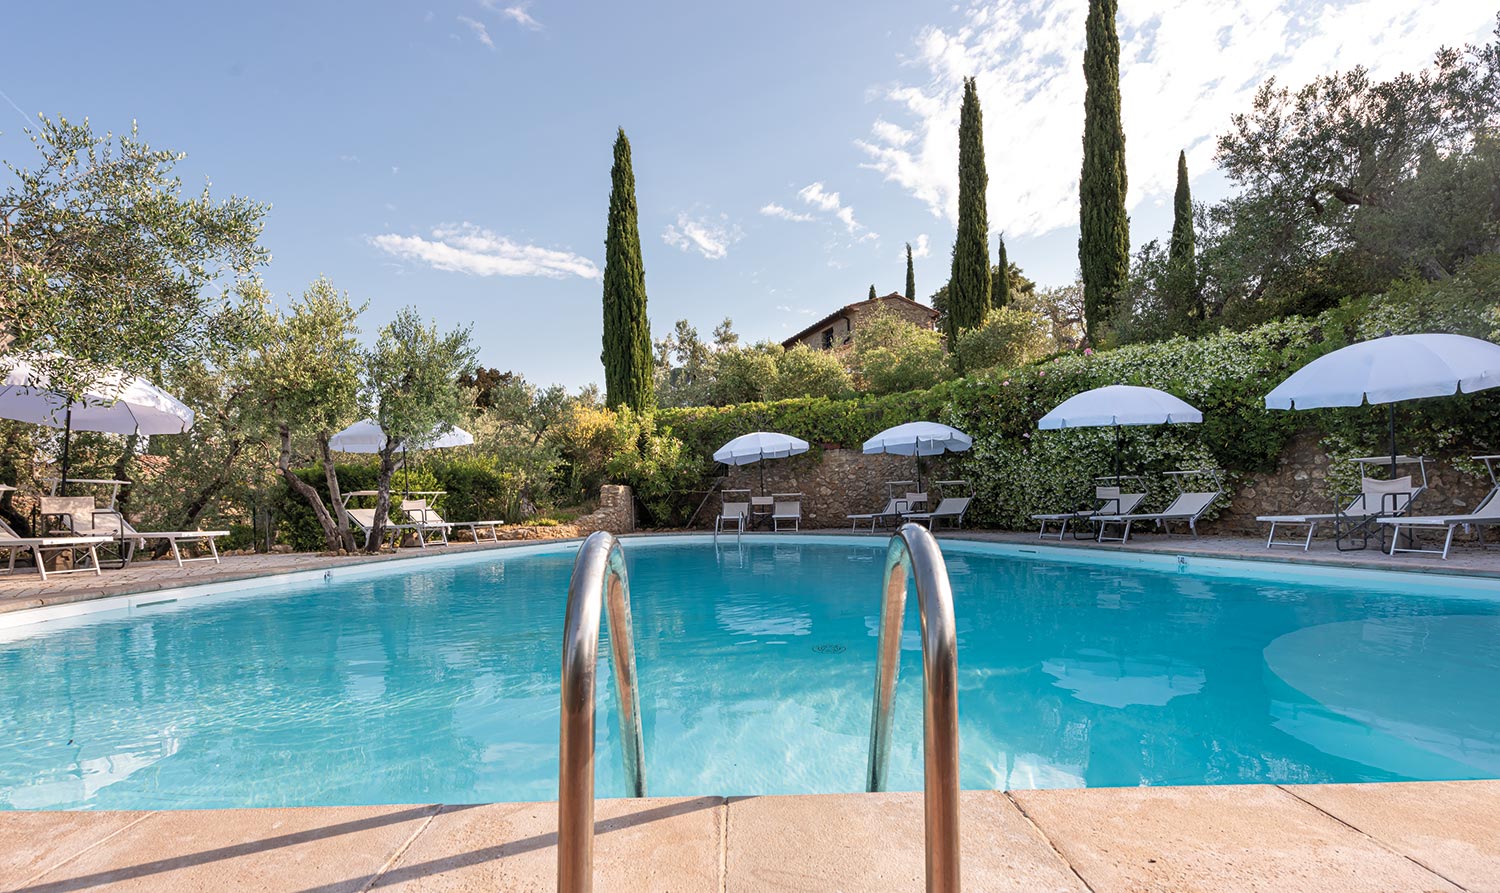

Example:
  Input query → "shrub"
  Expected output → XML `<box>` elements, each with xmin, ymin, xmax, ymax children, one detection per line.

<box><xmin>952</xmin><ymin>306</ymin><xmax>1055</xmax><ymax>372</ymax></box>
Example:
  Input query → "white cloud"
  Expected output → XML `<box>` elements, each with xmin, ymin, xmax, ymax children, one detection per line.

<box><xmin>863</xmin><ymin>0</ymin><xmax>1496</xmax><ymax>238</ymax></box>
<box><xmin>371</xmin><ymin>224</ymin><xmax>600</xmax><ymax>279</ymax></box>
<box><xmin>904</xmin><ymin>233</ymin><xmax>931</xmax><ymax>259</ymax></box>
<box><xmin>760</xmin><ymin>202</ymin><xmax>816</xmax><ymax>222</ymax></box>
<box><xmin>337</xmin><ymin>153</ymin><xmax>360</xmax><ymax>164</ymax></box>
<box><xmin>457</xmin><ymin>15</ymin><xmax>495</xmax><ymax>48</ymax></box>
<box><xmin>662</xmin><ymin>212</ymin><xmax>743</xmax><ymax>260</ymax></box>
<box><xmin>795</xmin><ymin>182</ymin><xmax>874</xmax><ymax>237</ymax></box>
<box><xmin>486</xmin><ymin>1</ymin><xmax>543</xmax><ymax>30</ymax></box>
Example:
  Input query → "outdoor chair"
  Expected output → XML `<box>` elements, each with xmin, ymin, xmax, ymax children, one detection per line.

<box><xmin>1257</xmin><ymin>457</ymin><xmax>1426</xmax><ymax>551</ymax></box>
<box><xmin>904</xmin><ymin>496</ymin><xmax>972</xmax><ymax>530</ymax></box>
<box><xmin>716</xmin><ymin>490</ymin><xmax>750</xmax><ymax>537</ymax></box>
<box><xmin>771</xmin><ymin>493</ymin><xmax>802</xmax><ymax>532</ymax></box>
<box><xmin>1377</xmin><ymin>455</ymin><xmax>1500</xmax><ymax>559</ymax></box>
<box><xmin>39</xmin><ymin>496</ymin><xmax>228</xmax><ymax>568</ymax></box>
<box><xmin>347</xmin><ymin>507</ymin><xmax>422</xmax><ymax>550</ymax></box>
<box><xmin>0</xmin><ymin>517</ymin><xmax>111</xmax><ymax>581</ymax></box>
<box><xmin>403</xmin><ymin>498</ymin><xmax>497</xmax><ymax>543</ymax></box>
<box><xmin>1094</xmin><ymin>470</ymin><xmax>1223</xmax><ymax>543</ymax></box>
<box><xmin>397</xmin><ymin>500</ymin><xmax>452</xmax><ymax>547</ymax></box>
<box><xmin>1032</xmin><ymin>485</ymin><xmax>1146</xmax><ymax>540</ymax></box>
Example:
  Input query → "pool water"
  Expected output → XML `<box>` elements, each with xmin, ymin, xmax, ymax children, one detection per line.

<box><xmin>1</xmin><ymin>537</ymin><xmax>1498</xmax><ymax>810</ymax></box>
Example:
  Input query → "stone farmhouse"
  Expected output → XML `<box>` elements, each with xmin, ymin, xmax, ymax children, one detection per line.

<box><xmin>781</xmin><ymin>292</ymin><xmax>941</xmax><ymax>351</ymax></box>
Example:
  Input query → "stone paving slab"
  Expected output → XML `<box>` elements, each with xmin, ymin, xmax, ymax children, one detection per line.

<box><xmin>724</xmin><ymin>791</ymin><xmax>1087</xmax><ymax>893</ymax></box>
<box><xmin>370</xmin><ymin>797</ymin><xmax>723</xmax><ymax>892</ymax></box>
<box><xmin>0</xmin><ymin>810</ymin><xmax>152</xmax><ymax>890</ymax></box>
<box><xmin>1288</xmin><ymin>780</ymin><xmax>1500</xmax><ymax>893</ymax></box>
<box><xmin>1010</xmin><ymin>784</ymin><xmax>1463</xmax><ymax>893</ymax></box>
<box><xmin>9</xmin><ymin>804</ymin><xmax>440</xmax><ymax>893</ymax></box>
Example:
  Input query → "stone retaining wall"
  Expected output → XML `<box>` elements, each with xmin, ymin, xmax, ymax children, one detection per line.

<box><xmin>710</xmin><ymin>449</ymin><xmax>957</xmax><ymax>529</ymax></box>
<box><xmin>575</xmin><ymin>484</ymin><xmax>636</xmax><ymax>535</ymax></box>
<box><xmin>1197</xmin><ymin>429</ymin><xmax>1492</xmax><ymax>536</ymax></box>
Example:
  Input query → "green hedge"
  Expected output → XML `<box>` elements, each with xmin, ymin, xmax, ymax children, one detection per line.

<box><xmin>659</xmin><ymin>293</ymin><xmax>1500</xmax><ymax>528</ymax></box>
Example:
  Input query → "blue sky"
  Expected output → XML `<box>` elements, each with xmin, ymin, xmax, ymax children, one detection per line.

<box><xmin>2</xmin><ymin>1</ymin><xmax>1493</xmax><ymax>389</ymax></box>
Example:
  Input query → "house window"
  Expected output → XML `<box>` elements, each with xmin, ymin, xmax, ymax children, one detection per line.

<box><xmin>822</xmin><ymin>328</ymin><xmax>834</xmax><ymax>349</ymax></box>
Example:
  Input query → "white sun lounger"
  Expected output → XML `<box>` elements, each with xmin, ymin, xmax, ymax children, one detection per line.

<box><xmin>1032</xmin><ymin>485</ymin><xmax>1146</xmax><ymax>540</ymax></box>
<box><xmin>848</xmin><ymin>488</ymin><xmax>925</xmax><ymax>530</ymax></box>
<box><xmin>1257</xmin><ymin>458</ymin><xmax>1425</xmax><ymax>551</ymax></box>
<box><xmin>715</xmin><ymin>490</ymin><xmax>749</xmax><ymax>538</ymax></box>
<box><xmin>904</xmin><ymin>496</ymin><xmax>972</xmax><ymax>530</ymax></box>
<box><xmin>40</xmin><ymin>496</ymin><xmax>228</xmax><ymax>568</ymax></box>
<box><xmin>347</xmin><ymin>507</ymin><xmax>423</xmax><ymax>550</ymax></box>
<box><xmin>403</xmin><ymin>498</ymin><xmax>498</xmax><ymax>543</ymax></box>
<box><xmin>1094</xmin><ymin>470</ymin><xmax>1222</xmax><ymax>543</ymax></box>
<box><xmin>1376</xmin><ymin>455</ymin><xmax>1500</xmax><ymax>559</ymax></box>
<box><xmin>771</xmin><ymin>493</ymin><xmax>802</xmax><ymax>532</ymax></box>
<box><xmin>0</xmin><ymin>518</ymin><xmax>111</xmax><ymax>581</ymax></box>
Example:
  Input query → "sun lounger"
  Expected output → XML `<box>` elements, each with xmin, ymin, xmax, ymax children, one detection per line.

<box><xmin>1376</xmin><ymin>455</ymin><xmax>1500</xmax><ymax>559</ymax></box>
<box><xmin>716</xmin><ymin>490</ymin><xmax>750</xmax><ymax>537</ymax></box>
<box><xmin>848</xmin><ymin>487</ymin><xmax>925</xmax><ymax>530</ymax></box>
<box><xmin>771</xmin><ymin>493</ymin><xmax>802</xmax><ymax>532</ymax></box>
<box><xmin>1032</xmin><ymin>485</ymin><xmax>1145</xmax><ymax>540</ymax></box>
<box><xmin>0</xmin><ymin>518</ymin><xmax>110</xmax><ymax>581</ymax></box>
<box><xmin>1094</xmin><ymin>470</ymin><xmax>1222</xmax><ymax>543</ymax></box>
<box><xmin>347</xmin><ymin>507</ymin><xmax>423</xmax><ymax>550</ymax></box>
<box><xmin>40</xmin><ymin>496</ymin><xmax>228</xmax><ymax>568</ymax></box>
<box><xmin>402</xmin><ymin>498</ymin><xmax>492</xmax><ymax>544</ymax></box>
<box><xmin>904</xmin><ymin>496</ymin><xmax>972</xmax><ymax>530</ymax></box>
<box><xmin>1257</xmin><ymin>458</ymin><xmax>1426</xmax><ymax>551</ymax></box>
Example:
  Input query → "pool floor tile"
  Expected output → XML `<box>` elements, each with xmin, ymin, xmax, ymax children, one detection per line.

<box><xmin>13</xmin><ymin>804</ymin><xmax>440</xmax><ymax>893</ymax></box>
<box><xmin>0</xmin><ymin>810</ymin><xmax>152</xmax><ymax>890</ymax></box>
<box><xmin>1010</xmin><ymin>784</ymin><xmax>1463</xmax><ymax>893</ymax></box>
<box><xmin>369</xmin><ymin>796</ymin><xmax>724</xmax><ymax>892</ymax></box>
<box><xmin>1287</xmin><ymin>780</ymin><xmax>1500</xmax><ymax>892</ymax></box>
<box><xmin>724</xmin><ymin>790</ymin><xmax>1088</xmax><ymax>893</ymax></box>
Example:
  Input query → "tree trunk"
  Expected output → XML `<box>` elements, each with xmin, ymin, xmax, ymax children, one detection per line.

<box><xmin>318</xmin><ymin>432</ymin><xmax>358</xmax><ymax>552</ymax></box>
<box><xmin>367</xmin><ymin>438</ymin><xmax>402</xmax><ymax>553</ymax></box>
<box><xmin>150</xmin><ymin>438</ymin><xmax>244</xmax><ymax>559</ymax></box>
<box><xmin>278</xmin><ymin>424</ymin><xmax>341</xmax><ymax>551</ymax></box>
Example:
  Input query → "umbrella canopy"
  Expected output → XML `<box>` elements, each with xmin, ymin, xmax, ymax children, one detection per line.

<box><xmin>0</xmin><ymin>354</ymin><xmax>194</xmax><ymax>495</ymax></box>
<box><xmin>0</xmin><ymin>354</ymin><xmax>194</xmax><ymax>435</ymax></box>
<box><xmin>862</xmin><ymin>421</ymin><xmax>972</xmax><ymax>490</ymax></box>
<box><xmin>1038</xmin><ymin>385</ymin><xmax>1202</xmax><ymax>429</ymax></box>
<box><xmin>1265</xmin><ymin>333</ymin><xmax>1500</xmax><ymax>475</ymax></box>
<box><xmin>1265</xmin><ymin>333</ymin><xmax>1500</xmax><ymax>410</ymax></box>
<box><xmin>328</xmin><ymin>419</ymin><xmax>475</xmax><ymax>453</ymax></box>
<box><xmin>713</xmin><ymin>431</ymin><xmax>809</xmax><ymax>494</ymax></box>
<box><xmin>713</xmin><ymin>431</ymin><xmax>810</xmax><ymax>466</ymax></box>
<box><xmin>862</xmin><ymin>422</ymin><xmax>972</xmax><ymax>457</ymax></box>
<box><xmin>1037</xmin><ymin>385</ymin><xmax>1202</xmax><ymax>481</ymax></box>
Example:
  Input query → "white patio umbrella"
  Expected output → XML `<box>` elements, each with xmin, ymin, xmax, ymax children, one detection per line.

<box><xmin>0</xmin><ymin>354</ymin><xmax>194</xmax><ymax>494</ymax></box>
<box><xmin>713</xmin><ymin>431</ymin><xmax>810</xmax><ymax>493</ymax></box>
<box><xmin>1038</xmin><ymin>385</ymin><xmax>1202</xmax><ymax>480</ymax></box>
<box><xmin>1264</xmin><ymin>333</ymin><xmax>1500</xmax><ymax>475</ymax></box>
<box><xmin>329</xmin><ymin>419</ymin><xmax>475</xmax><ymax>495</ymax></box>
<box><xmin>862</xmin><ymin>421</ymin><xmax>972</xmax><ymax>490</ymax></box>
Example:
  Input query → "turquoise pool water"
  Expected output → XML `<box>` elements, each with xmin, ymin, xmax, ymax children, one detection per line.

<box><xmin>1</xmin><ymin>537</ymin><xmax>1498</xmax><ymax>810</ymax></box>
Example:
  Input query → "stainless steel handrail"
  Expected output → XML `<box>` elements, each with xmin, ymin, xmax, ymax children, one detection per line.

<box><xmin>867</xmin><ymin>523</ymin><xmax>961</xmax><ymax>893</ymax></box>
<box><xmin>558</xmin><ymin>531</ymin><xmax>647</xmax><ymax>893</ymax></box>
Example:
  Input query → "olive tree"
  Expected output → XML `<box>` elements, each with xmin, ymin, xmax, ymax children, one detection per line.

<box><xmin>363</xmin><ymin>308</ymin><xmax>477</xmax><ymax>551</ymax></box>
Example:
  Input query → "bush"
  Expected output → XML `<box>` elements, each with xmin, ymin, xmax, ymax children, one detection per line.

<box><xmin>952</xmin><ymin>306</ymin><xmax>1055</xmax><ymax>372</ymax></box>
<box><xmin>850</xmin><ymin>308</ymin><xmax>952</xmax><ymax>394</ymax></box>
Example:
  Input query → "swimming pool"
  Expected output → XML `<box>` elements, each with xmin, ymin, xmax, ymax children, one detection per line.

<box><xmin>1</xmin><ymin>535</ymin><xmax>1497</xmax><ymax>810</ymax></box>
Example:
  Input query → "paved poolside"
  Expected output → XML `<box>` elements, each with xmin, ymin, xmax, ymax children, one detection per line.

<box><xmin>2</xmin><ymin>781</ymin><xmax>1497</xmax><ymax>891</ymax></box>
<box><xmin>4</xmin><ymin>528</ymin><xmax>1497</xmax><ymax>617</ymax></box>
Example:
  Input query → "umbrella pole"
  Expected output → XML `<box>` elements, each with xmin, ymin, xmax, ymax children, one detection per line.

<box><xmin>403</xmin><ymin>444</ymin><xmax>410</xmax><ymax>499</ymax></box>
<box><xmin>1388</xmin><ymin>403</ymin><xmax>1398</xmax><ymax>479</ymax></box>
<box><xmin>759</xmin><ymin>459</ymin><xmax>765</xmax><ymax>496</ymax></box>
<box><xmin>59</xmin><ymin>408</ymin><xmax>73</xmax><ymax>498</ymax></box>
<box><xmin>1113</xmin><ymin>425</ymin><xmax>1122</xmax><ymax>482</ymax></box>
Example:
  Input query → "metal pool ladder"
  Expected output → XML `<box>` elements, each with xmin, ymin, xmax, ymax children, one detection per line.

<box><xmin>867</xmin><ymin>523</ymin><xmax>962</xmax><ymax>893</ymax></box>
<box><xmin>558</xmin><ymin>532</ymin><xmax>647</xmax><ymax>893</ymax></box>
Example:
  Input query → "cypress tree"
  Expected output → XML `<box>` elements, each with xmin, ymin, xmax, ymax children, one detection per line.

<box><xmin>905</xmin><ymin>243</ymin><xmax>916</xmax><ymax>301</ymax></box>
<box><xmin>994</xmin><ymin>235</ymin><xmax>1011</xmax><ymax>308</ymax></box>
<box><xmin>1078</xmin><ymin>0</ymin><xmax>1129</xmax><ymax>343</ymax></box>
<box><xmin>948</xmin><ymin>76</ymin><xmax>991</xmax><ymax>340</ymax></box>
<box><xmin>601</xmin><ymin>128</ymin><xmax>654</xmax><ymax>411</ymax></box>
<box><xmin>869</xmin><ymin>284</ymin><xmax>877</xmax><ymax>301</ymax></box>
<box><xmin>1167</xmin><ymin>149</ymin><xmax>1201</xmax><ymax>326</ymax></box>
